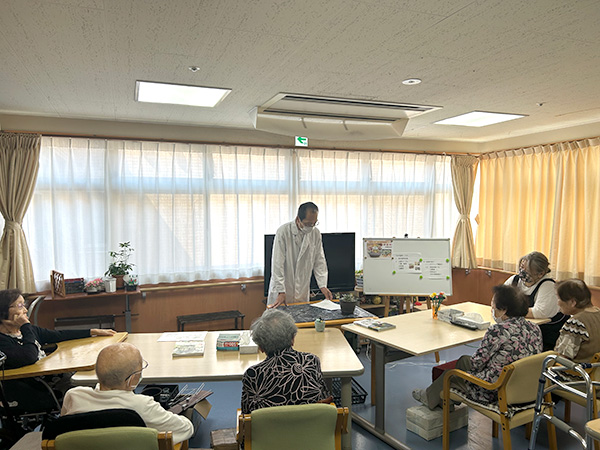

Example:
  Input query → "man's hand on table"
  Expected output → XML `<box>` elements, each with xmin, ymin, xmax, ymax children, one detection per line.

<box><xmin>268</xmin><ymin>293</ymin><xmax>287</xmax><ymax>309</ymax></box>
<box><xmin>320</xmin><ymin>287</ymin><xmax>333</xmax><ymax>300</ymax></box>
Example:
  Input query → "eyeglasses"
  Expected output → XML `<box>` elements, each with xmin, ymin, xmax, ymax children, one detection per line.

<box><xmin>9</xmin><ymin>302</ymin><xmax>26</xmax><ymax>310</ymax></box>
<box><xmin>124</xmin><ymin>359</ymin><xmax>148</xmax><ymax>383</ymax></box>
<box><xmin>302</xmin><ymin>220</ymin><xmax>319</xmax><ymax>227</ymax></box>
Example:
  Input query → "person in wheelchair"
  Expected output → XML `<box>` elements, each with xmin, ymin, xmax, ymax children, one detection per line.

<box><xmin>0</xmin><ymin>289</ymin><xmax>115</xmax><ymax>415</ymax></box>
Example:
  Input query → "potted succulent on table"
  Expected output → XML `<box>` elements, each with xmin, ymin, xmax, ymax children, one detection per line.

<box><xmin>339</xmin><ymin>292</ymin><xmax>358</xmax><ymax>315</ymax></box>
<box><xmin>105</xmin><ymin>241</ymin><xmax>135</xmax><ymax>290</ymax></box>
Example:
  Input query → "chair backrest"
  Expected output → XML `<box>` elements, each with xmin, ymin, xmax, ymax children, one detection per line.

<box><xmin>505</xmin><ymin>350</ymin><xmax>555</xmax><ymax>405</ymax></box>
<box><xmin>41</xmin><ymin>426</ymin><xmax>174</xmax><ymax>450</ymax></box>
<box><xmin>240</xmin><ymin>403</ymin><xmax>343</xmax><ymax>450</ymax></box>
<box><xmin>42</xmin><ymin>408</ymin><xmax>146</xmax><ymax>439</ymax></box>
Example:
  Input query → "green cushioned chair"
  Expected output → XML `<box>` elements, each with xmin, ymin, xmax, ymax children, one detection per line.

<box><xmin>237</xmin><ymin>403</ymin><xmax>349</xmax><ymax>450</ymax></box>
<box><xmin>41</xmin><ymin>426</ymin><xmax>174</xmax><ymax>450</ymax></box>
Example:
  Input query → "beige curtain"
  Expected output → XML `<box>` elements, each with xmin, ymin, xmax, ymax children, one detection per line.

<box><xmin>0</xmin><ymin>132</ymin><xmax>41</xmax><ymax>292</ymax></box>
<box><xmin>450</xmin><ymin>155</ymin><xmax>479</xmax><ymax>268</ymax></box>
<box><xmin>476</xmin><ymin>137</ymin><xmax>600</xmax><ymax>286</ymax></box>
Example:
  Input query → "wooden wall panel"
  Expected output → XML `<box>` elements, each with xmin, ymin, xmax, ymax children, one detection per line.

<box><xmin>35</xmin><ymin>280</ymin><xmax>267</xmax><ymax>333</ymax></box>
<box><xmin>33</xmin><ymin>271</ymin><xmax>600</xmax><ymax>332</ymax></box>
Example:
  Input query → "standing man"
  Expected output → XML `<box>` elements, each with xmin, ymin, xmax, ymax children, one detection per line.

<box><xmin>267</xmin><ymin>202</ymin><xmax>333</xmax><ymax>308</ymax></box>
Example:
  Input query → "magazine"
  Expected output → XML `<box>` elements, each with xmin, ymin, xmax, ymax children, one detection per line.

<box><xmin>354</xmin><ymin>318</ymin><xmax>396</xmax><ymax>331</ymax></box>
<box><xmin>172</xmin><ymin>341</ymin><xmax>205</xmax><ymax>357</ymax></box>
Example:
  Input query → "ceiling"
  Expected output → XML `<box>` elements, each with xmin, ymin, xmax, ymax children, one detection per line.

<box><xmin>1</xmin><ymin>0</ymin><xmax>600</xmax><ymax>147</ymax></box>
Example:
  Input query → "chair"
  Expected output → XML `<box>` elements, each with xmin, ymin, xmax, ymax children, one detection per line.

<box><xmin>236</xmin><ymin>403</ymin><xmax>349</xmax><ymax>450</ymax></box>
<box><xmin>41</xmin><ymin>426</ymin><xmax>174</xmax><ymax>450</ymax></box>
<box><xmin>442</xmin><ymin>351</ymin><xmax>557</xmax><ymax>450</ymax></box>
<box><xmin>41</xmin><ymin>409</ymin><xmax>188</xmax><ymax>450</ymax></box>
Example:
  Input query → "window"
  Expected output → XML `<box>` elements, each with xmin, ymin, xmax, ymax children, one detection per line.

<box><xmin>22</xmin><ymin>137</ymin><xmax>457</xmax><ymax>290</ymax></box>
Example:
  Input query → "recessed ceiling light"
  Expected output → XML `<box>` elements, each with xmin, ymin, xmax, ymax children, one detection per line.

<box><xmin>135</xmin><ymin>81</ymin><xmax>231</xmax><ymax>108</ymax></box>
<box><xmin>402</xmin><ymin>78</ymin><xmax>422</xmax><ymax>85</ymax></box>
<box><xmin>434</xmin><ymin>111</ymin><xmax>525</xmax><ymax>127</ymax></box>
<box><xmin>189</xmin><ymin>66</ymin><xmax>200</xmax><ymax>72</ymax></box>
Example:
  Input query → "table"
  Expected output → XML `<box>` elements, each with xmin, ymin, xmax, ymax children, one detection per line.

<box><xmin>29</xmin><ymin>289</ymin><xmax>141</xmax><ymax>333</ymax></box>
<box><xmin>72</xmin><ymin>329</ymin><xmax>364</xmax><ymax>450</ymax></box>
<box><xmin>283</xmin><ymin>302</ymin><xmax>376</xmax><ymax>328</ymax></box>
<box><xmin>341</xmin><ymin>302</ymin><xmax>548</xmax><ymax>450</ymax></box>
<box><xmin>1</xmin><ymin>332</ymin><xmax>128</xmax><ymax>380</ymax></box>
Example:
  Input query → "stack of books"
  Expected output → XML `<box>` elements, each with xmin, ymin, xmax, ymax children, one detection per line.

<box><xmin>354</xmin><ymin>318</ymin><xmax>396</xmax><ymax>331</ymax></box>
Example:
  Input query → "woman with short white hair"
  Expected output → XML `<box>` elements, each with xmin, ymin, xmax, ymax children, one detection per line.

<box><xmin>241</xmin><ymin>309</ymin><xmax>331</xmax><ymax>413</ymax></box>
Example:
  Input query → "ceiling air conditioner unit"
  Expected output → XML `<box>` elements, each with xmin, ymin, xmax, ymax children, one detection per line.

<box><xmin>250</xmin><ymin>94</ymin><xmax>441</xmax><ymax>141</ymax></box>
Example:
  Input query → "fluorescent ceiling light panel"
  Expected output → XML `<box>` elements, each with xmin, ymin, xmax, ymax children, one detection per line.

<box><xmin>135</xmin><ymin>81</ymin><xmax>230</xmax><ymax>107</ymax></box>
<box><xmin>435</xmin><ymin>111</ymin><xmax>525</xmax><ymax>127</ymax></box>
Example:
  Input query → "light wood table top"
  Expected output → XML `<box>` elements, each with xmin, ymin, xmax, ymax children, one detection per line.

<box><xmin>72</xmin><ymin>328</ymin><xmax>364</xmax><ymax>385</ymax></box>
<box><xmin>1</xmin><ymin>332</ymin><xmax>128</xmax><ymax>380</ymax></box>
<box><xmin>342</xmin><ymin>301</ymin><xmax>548</xmax><ymax>356</ymax></box>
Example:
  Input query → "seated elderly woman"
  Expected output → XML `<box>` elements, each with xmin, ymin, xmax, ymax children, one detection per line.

<box><xmin>0</xmin><ymin>289</ymin><xmax>115</xmax><ymax>413</ymax></box>
<box><xmin>554</xmin><ymin>279</ymin><xmax>600</xmax><ymax>362</ymax></box>
<box><xmin>412</xmin><ymin>284</ymin><xmax>543</xmax><ymax>410</ymax></box>
<box><xmin>241</xmin><ymin>309</ymin><xmax>331</xmax><ymax>414</ymax></box>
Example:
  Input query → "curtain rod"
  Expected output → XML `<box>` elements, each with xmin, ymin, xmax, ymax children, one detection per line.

<box><xmin>480</xmin><ymin>135</ymin><xmax>600</xmax><ymax>158</ymax></box>
<box><xmin>4</xmin><ymin>129</ymin><xmax>474</xmax><ymax>157</ymax></box>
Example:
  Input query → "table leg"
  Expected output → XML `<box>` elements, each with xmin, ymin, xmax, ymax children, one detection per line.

<box><xmin>125</xmin><ymin>294</ymin><xmax>132</xmax><ymax>333</ymax></box>
<box><xmin>352</xmin><ymin>341</ymin><xmax>410</xmax><ymax>450</ymax></box>
<box><xmin>340</xmin><ymin>377</ymin><xmax>352</xmax><ymax>450</ymax></box>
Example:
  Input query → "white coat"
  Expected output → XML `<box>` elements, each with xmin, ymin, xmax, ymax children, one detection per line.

<box><xmin>267</xmin><ymin>221</ymin><xmax>328</xmax><ymax>306</ymax></box>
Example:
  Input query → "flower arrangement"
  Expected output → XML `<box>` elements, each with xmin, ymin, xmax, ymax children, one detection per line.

<box><xmin>430</xmin><ymin>292</ymin><xmax>446</xmax><ymax>318</ymax></box>
<box><xmin>85</xmin><ymin>278</ymin><xmax>104</xmax><ymax>292</ymax></box>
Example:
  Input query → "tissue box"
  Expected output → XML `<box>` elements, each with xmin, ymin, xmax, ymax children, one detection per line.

<box><xmin>239</xmin><ymin>331</ymin><xmax>258</xmax><ymax>354</ymax></box>
<box><xmin>406</xmin><ymin>404</ymin><xmax>468</xmax><ymax>440</ymax></box>
<box><xmin>437</xmin><ymin>308</ymin><xmax>463</xmax><ymax>323</ymax></box>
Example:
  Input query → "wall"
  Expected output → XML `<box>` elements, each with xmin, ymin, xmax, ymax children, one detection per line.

<box><xmin>447</xmin><ymin>268</ymin><xmax>600</xmax><ymax>307</ymax></box>
<box><xmin>34</xmin><ymin>279</ymin><xmax>267</xmax><ymax>333</ymax></box>
<box><xmin>32</xmin><ymin>269</ymin><xmax>600</xmax><ymax>332</ymax></box>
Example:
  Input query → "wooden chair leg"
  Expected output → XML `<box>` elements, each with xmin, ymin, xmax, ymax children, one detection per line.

<box><xmin>564</xmin><ymin>399</ymin><xmax>571</xmax><ymax>423</ymax></box>
<box><xmin>435</xmin><ymin>351</ymin><xmax>440</xmax><ymax>363</ymax></box>
<box><xmin>525</xmin><ymin>422</ymin><xmax>532</xmax><ymax>439</ymax></box>
<box><xmin>492</xmin><ymin>421</ymin><xmax>498</xmax><ymax>438</ymax></box>
<box><xmin>500</xmin><ymin>417</ymin><xmax>512</xmax><ymax>449</ymax></box>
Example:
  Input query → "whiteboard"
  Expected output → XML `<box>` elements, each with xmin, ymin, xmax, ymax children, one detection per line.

<box><xmin>362</xmin><ymin>238</ymin><xmax>452</xmax><ymax>295</ymax></box>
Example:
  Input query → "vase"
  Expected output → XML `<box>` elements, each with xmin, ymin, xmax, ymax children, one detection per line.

<box><xmin>432</xmin><ymin>308</ymin><xmax>438</xmax><ymax>319</ymax></box>
<box><xmin>340</xmin><ymin>301</ymin><xmax>357</xmax><ymax>315</ymax></box>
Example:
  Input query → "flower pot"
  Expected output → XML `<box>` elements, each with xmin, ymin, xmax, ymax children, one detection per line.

<box><xmin>315</xmin><ymin>319</ymin><xmax>325</xmax><ymax>332</ymax></box>
<box><xmin>86</xmin><ymin>287</ymin><xmax>99</xmax><ymax>294</ymax></box>
<box><xmin>115</xmin><ymin>275</ymin><xmax>125</xmax><ymax>289</ymax></box>
<box><xmin>125</xmin><ymin>284</ymin><xmax>138</xmax><ymax>292</ymax></box>
<box><xmin>340</xmin><ymin>301</ymin><xmax>357</xmax><ymax>315</ymax></box>
<box><xmin>104</xmin><ymin>277</ymin><xmax>117</xmax><ymax>293</ymax></box>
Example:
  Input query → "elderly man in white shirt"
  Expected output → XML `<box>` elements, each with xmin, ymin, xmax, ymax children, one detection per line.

<box><xmin>267</xmin><ymin>202</ymin><xmax>333</xmax><ymax>308</ymax></box>
<box><xmin>62</xmin><ymin>342</ymin><xmax>193</xmax><ymax>444</ymax></box>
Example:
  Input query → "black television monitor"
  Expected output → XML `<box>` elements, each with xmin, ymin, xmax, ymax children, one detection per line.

<box><xmin>264</xmin><ymin>232</ymin><xmax>356</xmax><ymax>297</ymax></box>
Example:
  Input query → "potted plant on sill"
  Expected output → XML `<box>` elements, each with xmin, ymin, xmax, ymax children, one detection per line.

<box><xmin>124</xmin><ymin>274</ymin><xmax>139</xmax><ymax>292</ymax></box>
<box><xmin>105</xmin><ymin>241</ymin><xmax>135</xmax><ymax>289</ymax></box>
<box><xmin>339</xmin><ymin>292</ymin><xmax>358</xmax><ymax>315</ymax></box>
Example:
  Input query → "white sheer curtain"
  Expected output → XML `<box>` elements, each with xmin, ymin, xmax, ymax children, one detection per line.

<box><xmin>297</xmin><ymin>150</ymin><xmax>457</xmax><ymax>269</ymax></box>
<box><xmin>23</xmin><ymin>138</ymin><xmax>457</xmax><ymax>290</ymax></box>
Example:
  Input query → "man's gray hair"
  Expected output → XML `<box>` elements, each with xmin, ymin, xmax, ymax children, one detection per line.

<box><xmin>251</xmin><ymin>309</ymin><xmax>298</xmax><ymax>356</ymax></box>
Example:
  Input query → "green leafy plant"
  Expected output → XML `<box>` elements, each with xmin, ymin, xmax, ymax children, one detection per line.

<box><xmin>105</xmin><ymin>241</ymin><xmax>135</xmax><ymax>277</ymax></box>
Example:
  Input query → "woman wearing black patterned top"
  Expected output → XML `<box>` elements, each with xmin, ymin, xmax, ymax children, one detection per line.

<box><xmin>241</xmin><ymin>309</ymin><xmax>331</xmax><ymax>414</ymax></box>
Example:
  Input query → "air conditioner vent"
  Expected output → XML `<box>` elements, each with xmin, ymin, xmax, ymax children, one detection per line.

<box><xmin>279</xmin><ymin>94</ymin><xmax>436</xmax><ymax>113</ymax></box>
<box><xmin>251</xmin><ymin>93</ymin><xmax>442</xmax><ymax>141</ymax></box>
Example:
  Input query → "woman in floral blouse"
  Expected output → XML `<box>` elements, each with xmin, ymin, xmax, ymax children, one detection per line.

<box><xmin>241</xmin><ymin>309</ymin><xmax>331</xmax><ymax>414</ymax></box>
<box><xmin>413</xmin><ymin>284</ymin><xmax>543</xmax><ymax>409</ymax></box>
